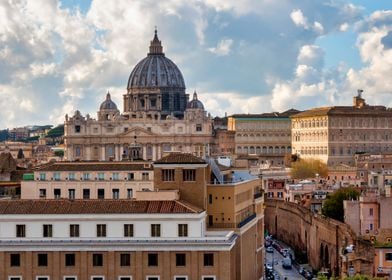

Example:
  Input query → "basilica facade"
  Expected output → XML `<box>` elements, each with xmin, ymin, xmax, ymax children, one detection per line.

<box><xmin>64</xmin><ymin>31</ymin><xmax>213</xmax><ymax>161</ymax></box>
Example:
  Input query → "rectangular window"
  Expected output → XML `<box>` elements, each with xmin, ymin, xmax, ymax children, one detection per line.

<box><xmin>386</xmin><ymin>252</ymin><xmax>392</xmax><ymax>261</ymax></box>
<box><xmin>183</xmin><ymin>169</ymin><xmax>196</xmax><ymax>181</ymax></box>
<box><xmin>98</xmin><ymin>172</ymin><xmax>105</xmax><ymax>181</ymax></box>
<box><xmin>196</xmin><ymin>124</ymin><xmax>202</xmax><ymax>131</ymax></box>
<box><xmin>16</xmin><ymin>224</ymin><xmax>25</xmax><ymax>238</ymax></box>
<box><xmin>112</xmin><ymin>173</ymin><xmax>119</xmax><ymax>181</ymax></box>
<box><xmin>68</xmin><ymin>173</ymin><xmax>75</xmax><ymax>181</ymax></box>
<box><xmin>97</xmin><ymin>224</ymin><xmax>106</xmax><ymax>237</ymax></box>
<box><xmin>151</xmin><ymin>224</ymin><xmax>161</xmax><ymax>237</ymax></box>
<box><xmin>97</xmin><ymin>189</ymin><xmax>105</xmax><ymax>199</ymax></box>
<box><xmin>127</xmin><ymin>173</ymin><xmax>135</xmax><ymax>181</ymax></box>
<box><xmin>148</xmin><ymin>253</ymin><xmax>158</xmax><ymax>266</ymax></box>
<box><xmin>43</xmin><ymin>224</ymin><xmax>53</xmax><ymax>238</ymax></box>
<box><xmin>120</xmin><ymin>253</ymin><xmax>130</xmax><ymax>266</ymax></box>
<box><xmin>124</xmin><ymin>224</ymin><xmax>134</xmax><ymax>237</ymax></box>
<box><xmin>142</xmin><ymin>172</ymin><xmax>149</xmax><ymax>180</ymax></box>
<box><xmin>202</xmin><ymin>277</ymin><xmax>216</xmax><ymax>280</ymax></box>
<box><xmin>39</xmin><ymin>173</ymin><xmax>46</xmax><ymax>180</ymax></box>
<box><xmin>83</xmin><ymin>173</ymin><xmax>90</xmax><ymax>180</ymax></box>
<box><xmin>127</xmin><ymin>188</ymin><xmax>133</xmax><ymax>199</ymax></box>
<box><xmin>119</xmin><ymin>278</ymin><xmax>131</xmax><ymax>280</ymax></box>
<box><xmin>53</xmin><ymin>172</ymin><xmax>61</xmax><ymax>181</ymax></box>
<box><xmin>162</xmin><ymin>169</ymin><xmax>175</xmax><ymax>181</ymax></box>
<box><xmin>65</xmin><ymin>253</ymin><xmax>75</xmax><ymax>266</ymax></box>
<box><xmin>9</xmin><ymin>277</ymin><xmax>23</xmax><ymax>280</ymax></box>
<box><xmin>38</xmin><ymin>253</ymin><xmax>48</xmax><ymax>266</ymax></box>
<box><xmin>39</xmin><ymin>189</ymin><xmax>46</xmax><ymax>198</ymax></box>
<box><xmin>204</xmin><ymin>253</ymin><xmax>214</xmax><ymax>266</ymax></box>
<box><xmin>70</xmin><ymin>224</ymin><xmax>80</xmax><ymax>237</ymax></box>
<box><xmin>176</xmin><ymin>253</ymin><xmax>186</xmax><ymax>266</ymax></box>
<box><xmin>68</xmin><ymin>189</ymin><xmax>75</xmax><ymax>200</ymax></box>
<box><xmin>54</xmin><ymin>188</ymin><xmax>61</xmax><ymax>199</ymax></box>
<box><xmin>174</xmin><ymin>277</ymin><xmax>187</xmax><ymax>280</ymax></box>
<box><xmin>178</xmin><ymin>224</ymin><xmax>188</xmax><ymax>237</ymax></box>
<box><xmin>75</xmin><ymin>125</ymin><xmax>81</xmax><ymax>133</ymax></box>
<box><xmin>208</xmin><ymin>194</ymin><xmax>212</xmax><ymax>204</ymax></box>
<box><xmin>10</xmin><ymin>253</ymin><xmax>20</xmax><ymax>267</ymax></box>
<box><xmin>36</xmin><ymin>277</ymin><xmax>49</xmax><ymax>280</ymax></box>
<box><xmin>370</xmin><ymin>208</ymin><xmax>374</xmax><ymax>216</ymax></box>
<box><xmin>64</xmin><ymin>277</ymin><xmax>77</xmax><ymax>280</ymax></box>
<box><xmin>91</xmin><ymin>277</ymin><xmax>104</xmax><ymax>280</ymax></box>
<box><xmin>83</xmin><ymin>189</ymin><xmax>90</xmax><ymax>199</ymax></box>
<box><xmin>146</xmin><ymin>277</ymin><xmax>159</xmax><ymax>280</ymax></box>
<box><xmin>92</xmin><ymin>253</ymin><xmax>103</xmax><ymax>266</ymax></box>
<box><xmin>112</xmin><ymin>189</ymin><xmax>120</xmax><ymax>199</ymax></box>
<box><xmin>370</xmin><ymin>223</ymin><xmax>373</xmax><ymax>230</ymax></box>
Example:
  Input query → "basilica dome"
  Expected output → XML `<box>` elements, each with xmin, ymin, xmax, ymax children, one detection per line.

<box><xmin>127</xmin><ymin>30</ymin><xmax>185</xmax><ymax>90</ymax></box>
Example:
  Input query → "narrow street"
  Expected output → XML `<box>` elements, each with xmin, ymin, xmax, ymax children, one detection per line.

<box><xmin>265</xmin><ymin>247</ymin><xmax>305</xmax><ymax>280</ymax></box>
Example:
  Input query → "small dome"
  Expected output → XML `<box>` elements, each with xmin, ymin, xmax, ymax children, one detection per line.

<box><xmin>100</xmin><ymin>92</ymin><xmax>118</xmax><ymax>110</ymax></box>
<box><xmin>187</xmin><ymin>91</ymin><xmax>204</xmax><ymax>110</ymax></box>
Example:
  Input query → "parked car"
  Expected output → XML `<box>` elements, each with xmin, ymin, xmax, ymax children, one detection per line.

<box><xmin>282</xmin><ymin>257</ymin><xmax>292</xmax><ymax>269</ymax></box>
<box><xmin>266</xmin><ymin>246</ymin><xmax>274</xmax><ymax>253</ymax></box>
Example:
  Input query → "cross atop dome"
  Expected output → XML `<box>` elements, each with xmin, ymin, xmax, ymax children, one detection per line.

<box><xmin>149</xmin><ymin>27</ymin><xmax>164</xmax><ymax>55</ymax></box>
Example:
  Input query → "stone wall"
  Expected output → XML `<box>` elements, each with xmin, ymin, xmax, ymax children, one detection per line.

<box><xmin>265</xmin><ymin>199</ymin><xmax>374</xmax><ymax>277</ymax></box>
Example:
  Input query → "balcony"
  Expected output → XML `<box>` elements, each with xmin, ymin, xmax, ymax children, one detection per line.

<box><xmin>208</xmin><ymin>213</ymin><xmax>257</xmax><ymax>229</ymax></box>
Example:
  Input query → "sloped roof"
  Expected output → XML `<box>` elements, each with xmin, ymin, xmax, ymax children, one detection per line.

<box><xmin>291</xmin><ymin>105</ymin><xmax>392</xmax><ymax>118</ymax></box>
<box><xmin>154</xmin><ymin>153</ymin><xmax>206</xmax><ymax>164</ymax></box>
<box><xmin>230</xmin><ymin>109</ymin><xmax>300</xmax><ymax>119</ymax></box>
<box><xmin>35</xmin><ymin>161</ymin><xmax>153</xmax><ymax>172</ymax></box>
<box><xmin>0</xmin><ymin>199</ymin><xmax>203</xmax><ymax>215</ymax></box>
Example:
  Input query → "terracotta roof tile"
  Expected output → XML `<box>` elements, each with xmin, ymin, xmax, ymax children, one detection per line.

<box><xmin>36</xmin><ymin>161</ymin><xmax>153</xmax><ymax>172</ymax></box>
<box><xmin>291</xmin><ymin>105</ymin><xmax>392</xmax><ymax>118</ymax></box>
<box><xmin>0</xmin><ymin>199</ymin><xmax>202</xmax><ymax>215</ymax></box>
<box><xmin>154</xmin><ymin>152</ymin><xmax>206</xmax><ymax>164</ymax></box>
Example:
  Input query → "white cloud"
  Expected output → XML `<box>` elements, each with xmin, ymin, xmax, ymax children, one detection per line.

<box><xmin>340</xmin><ymin>23</ymin><xmax>349</xmax><ymax>32</ymax></box>
<box><xmin>208</xmin><ymin>39</ymin><xmax>234</xmax><ymax>56</ymax></box>
<box><xmin>291</xmin><ymin>9</ymin><xmax>309</xmax><ymax>29</ymax></box>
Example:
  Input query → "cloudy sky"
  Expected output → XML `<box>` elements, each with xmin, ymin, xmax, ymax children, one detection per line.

<box><xmin>0</xmin><ymin>0</ymin><xmax>391</xmax><ymax>128</ymax></box>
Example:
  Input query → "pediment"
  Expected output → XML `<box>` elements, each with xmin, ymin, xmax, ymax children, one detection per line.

<box><xmin>120</xmin><ymin>126</ymin><xmax>157</xmax><ymax>137</ymax></box>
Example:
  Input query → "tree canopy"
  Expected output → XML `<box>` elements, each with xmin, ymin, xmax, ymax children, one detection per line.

<box><xmin>290</xmin><ymin>158</ymin><xmax>328</xmax><ymax>179</ymax></box>
<box><xmin>321</xmin><ymin>187</ymin><xmax>360</xmax><ymax>222</ymax></box>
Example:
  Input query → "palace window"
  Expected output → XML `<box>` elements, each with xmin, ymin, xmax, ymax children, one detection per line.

<box><xmin>162</xmin><ymin>169</ymin><xmax>175</xmax><ymax>181</ymax></box>
<box><xmin>183</xmin><ymin>169</ymin><xmax>196</xmax><ymax>181</ymax></box>
<box><xmin>10</xmin><ymin>253</ymin><xmax>20</xmax><ymax>267</ymax></box>
<box><xmin>92</xmin><ymin>253</ymin><xmax>103</xmax><ymax>266</ymax></box>
<box><xmin>83</xmin><ymin>189</ymin><xmax>90</xmax><ymax>199</ymax></box>
<box><xmin>43</xmin><ymin>224</ymin><xmax>53</xmax><ymax>238</ymax></box>
<box><xmin>196</xmin><ymin>124</ymin><xmax>202</xmax><ymax>131</ymax></box>
<box><xmin>124</xmin><ymin>224</ymin><xmax>134</xmax><ymax>237</ymax></box>
<box><xmin>112</xmin><ymin>189</ymin><xmax>119</xmax><ymax>199</ymax></box>
<box><xmin>65</xmin><ymin>253</ymin><xmax>75</xmax><ymax>266</ymax></box>
<box><xmin>178</xmin><ymin>224</ymin><xmax>188</xmax><ymax>237</ymax></box>
<box><xmin>75</xmin><ymin>125</ymin><xmax>81</xmax><ymax>133</ymax></box>
<box><xmin>120</xmin><ymin>253</ymin><xmax>131</xmax><ymax>266</ymax></box>
<box><xmin>16</xmin><ymin>224</ymin><xmax>25</xmax><ymax>238</ymax></box>
<box><xmin>70</xmin><ymin>224</ymin><xmax>79</xmax><ymax>237</ymax></box>
<box><xmin>176</xmin><ymin>253</ymin><xmax>186</xmax><ymax>266</ymax></box>
<box><xmin>151</xmin><ymin>224</ymin><xmax>161</xmax><ymax>237</ymax></box>
<box><xmin>148</xmin><ymin>253</ymin><xmax>158</xmax><ymax>266</ymax></box>
<box><xmin>96</xmin><ymin>224</ymin><xmax>106</xmax><ymax>237</ymax></box>
<box><xmin>38</xmin><ymin>253</ymin><xmax>48</xmax><ymax>266</ymax></box>
<box><xmin>204</xmin><ymin>253</ymin><xmax>214</xmax><ymax>266</ymax></box>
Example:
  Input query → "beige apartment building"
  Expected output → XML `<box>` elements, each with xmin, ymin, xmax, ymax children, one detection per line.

<box><xmin>291</xmin><ymin>92</ymin><xmax>392</xmax><ymax>166</ymax></box>
<box><xmin>227</xmin><ymin>109</ymin><xmax>299</xmax><ymax>166</ymax></box>
<box><xmin>21</xmin><ymin>161</ymin><xmax>154</xmax><ymax>200</ymax></box>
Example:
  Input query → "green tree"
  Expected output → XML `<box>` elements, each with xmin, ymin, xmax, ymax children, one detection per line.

<box><xmin>321</xmin><ymin>187</ymin><xmax>360</xmax><ymax>222</ymax></box>
<box><xmin>54</xmin><ymin>150</ymin><xmax>64</xmax><ymax>158</ymax></box>
<box><xmin>290</xmin><ymin>158</ymin><xmax>328</xmax><ymax>179</ymax></box>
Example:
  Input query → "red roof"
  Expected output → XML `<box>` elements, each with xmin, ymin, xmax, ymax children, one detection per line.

<box><xmin>154</xmin><ymin>152</ymin><xmax>206</xmax><ymax>164</ymax></box>
<box><xmin>0</xmin><ymin>199</ymin><xmax>202</xmax><ymax>215</ymax></box>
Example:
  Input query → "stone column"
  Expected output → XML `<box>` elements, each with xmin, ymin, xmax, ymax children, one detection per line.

<box><xmin>142</xmin><ymin>146</ymin><xmax>147</xmax><ymax>160</ymax></box>
<box><xmin>152</xmin><ymin>145</ymin><xmax>157</xmax><ymax>161</ymax></box>
<box><xmin>115</xmin><ymin>145</ymin><xmax>119</xmax><ymax>161</ymax></box>
<box><xmin>101</xmin><ymin>145</ymin><xmax>105</xmax><ymax>161</ymax></box>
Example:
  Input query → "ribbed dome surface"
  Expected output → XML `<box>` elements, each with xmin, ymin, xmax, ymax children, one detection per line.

<box><xmin>127</xmin><ymin>55</ymin><xmax>185</xmax><ymax>89</ymax></box>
